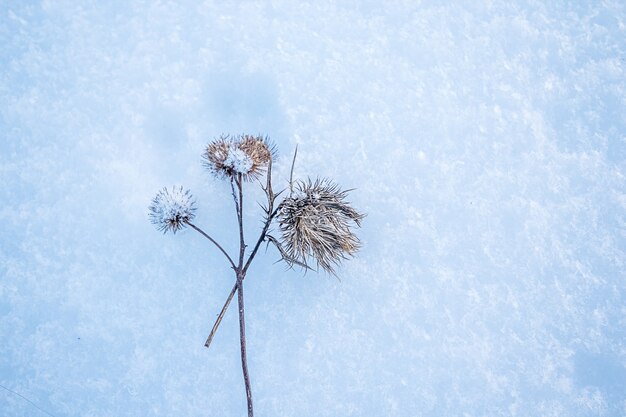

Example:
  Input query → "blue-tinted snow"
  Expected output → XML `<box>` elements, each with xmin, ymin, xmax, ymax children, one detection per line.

<box><xmin>1</xmin><ymin>1</ymin><xmax>625</xmax><ymax>416</ymax></box>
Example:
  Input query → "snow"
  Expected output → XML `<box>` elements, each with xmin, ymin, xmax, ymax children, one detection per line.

<box><xmin>225</xmin><ymin>146</ymin><xmax>254</xmax><ymax>175</ymax></box>
<box><xmin>149</xmin><ymin>186</ymin><xmax>196</xmax><ymax>234</ymax></box>
<box><xmin>1</xmin><ymin>1</ymin><xmax>625</xmax><ymax>417</ymax></box>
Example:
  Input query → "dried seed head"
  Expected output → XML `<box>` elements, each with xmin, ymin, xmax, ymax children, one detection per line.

<box><xmin>277</xmin><ymin>178</ymin><xmax>365</xmax><ymax>274</ymax></box>
<box><xmin>203</xmin><ymin>134</ymin><xmax>275</xmax><ymax>181</ymax></box>
<box><xmin>149</xmin><ymin>186</ymin><xmax>196</xmax><ymax>234</ymax></box>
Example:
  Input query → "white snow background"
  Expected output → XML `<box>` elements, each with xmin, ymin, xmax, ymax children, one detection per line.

<box><xmin>1</xmin><ymin>1</ymin><xmax>625</xmax><ymax>416</ymax></box>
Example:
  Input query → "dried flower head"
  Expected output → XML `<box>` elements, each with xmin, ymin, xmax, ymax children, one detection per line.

<box><xmin>149</xmin><ymin>186</ymin><xmax>196</xmax><ymax>234</ymax></box>
<box><xmin>277</xmin><ymin>178</ymin><xmax>365</xmax><ymax>274</ymax></box>
<box><xmin>203</xmin><ymin>134</ymin><xmax>275</xmax><ymax>181</ymax></box>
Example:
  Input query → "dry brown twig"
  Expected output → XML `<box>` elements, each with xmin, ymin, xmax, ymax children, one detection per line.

<box><xmin>148</xmin><ymin>135</ymin><xmax>364</xmax><ymax>417</ymax></box>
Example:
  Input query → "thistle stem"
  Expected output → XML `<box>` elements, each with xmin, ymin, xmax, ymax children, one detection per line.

<box><xmin>237</xmin><ymin>273</ymin><xmax>253</xmax><ymax>417</ymax></box>
<box><xmin>204</xmin><ymin>283</ymin><xmax>237</xmax><ymax>347</ymax></box>
<box><xmin>205</xmin><ymin>164</ymin><xmax>282</xmax><ymax>349</ymax></box>
<box><xmin>204</xmin><ymin>228</ymin><xmax>271</xmax><ymax>348</ymax></box>
<box><xmin>235</xmin><ymin>173</ymin><xmax>254</xmax><ymax>417</ymax></box>
<box><xmin>237</xmin><ymin>175</ymin><xmax>246</xmax><ymax>266</ymax></box>
<box><xmin>204</xmin><ymin>206</ymin><xmax>279</xmax><ymax>348</ymax></box>
<box><xmin>186</xmin><ymin>222</ymin><xmax>236</xmax><ymax>270</ymax></box>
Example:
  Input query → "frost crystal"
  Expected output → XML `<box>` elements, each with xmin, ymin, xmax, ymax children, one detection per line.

<box><xmin>149</xmin><ymin>186</ymin><xmax>196</xmax><ymax>234</ymax></box>
<box><xmin>225</xmin><ymin>146</ymin><xmax>254</xmax><ymax>174</ymax></box>
<box><xmin>203</xmin><ymin>134</ymin><xmax>275</xmax><ymax>181</ymax></box>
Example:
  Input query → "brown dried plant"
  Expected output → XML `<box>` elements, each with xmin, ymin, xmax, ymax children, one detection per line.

<box><xmin>276</xmin><ymin>178</ymin><xmax>365</xmax><ymax>274</ymax></box>
<box><xmin>149</xmin><ymin>138</ymin><xmax>363</xmax><ymax>417</ymax></box>
<box><xmin>203</xmin><ymin>134</ymin><xmax>275</xmax><ymax>182</ymax></box>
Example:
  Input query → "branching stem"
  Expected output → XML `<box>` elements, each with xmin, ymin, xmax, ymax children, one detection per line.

<box><xmin>186</xmin><ymin>222</ymin><xmax>236</xmax><ymax>270</ymax></box>
<box><xmin>203</xmin><ymin>154</ymin><xmax>297</xmax><ymax>416</ymax></box>
<box><xmin>205</xmin><ymin>160</ymin><xmax>281</xmax><ymax>348</ymax></box>
<box><xmin>203</xmin><ymin>205</ymin><xmax>279</xmax><ymax>348</ymax></box>
<box><xmin>204</xmin><ymin>283</ymin><xmax>237</xmax><ymax>347</ymax></box>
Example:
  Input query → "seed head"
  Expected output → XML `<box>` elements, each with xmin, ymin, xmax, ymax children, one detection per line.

<box><xmin>203</xmin><ymin>134</ymin><xmax>275</xmax><ymax>181</ymax></box>
<box><xmin>277</xmin><ymin>178</ymin><xmax>365</xmax><ymax>274</ymax></box>
<box><xmin>149</xmin><ymin>186</ymin><xmax>196</xmax><ymax>234</ymax></box>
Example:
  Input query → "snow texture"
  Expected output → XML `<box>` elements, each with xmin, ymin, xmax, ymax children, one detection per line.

<box><xmin>149</xmin><ymin>186</ymin><xmax>195</xmax><ymax>234</ymax></box>
<box><xmin>1</xmin><ymin>1</ymin><xmax>625</xmax><ymax>417</ymax></box>
<box><xmin>225</xmin><ymin>146</ymin><xmax>254</xmax><ymax>175</ymax></box>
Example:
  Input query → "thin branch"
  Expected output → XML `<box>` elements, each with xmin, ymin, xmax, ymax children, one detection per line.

<box><xmin>206</xmin><ymin>160</ymin><xmax>278</xmax><ymax>349</ymax></box>
<box><xmin>265</xmin><ymin>157</ymin><xmax>275</xmax><ymax>203</ymax></box>
<box><xmin>237</xmin><ymin>174</ymin><xmax>246</xmax><ymax>268</ymax></box>
<box><xmin>270</xmin><ymin>203</ymin><xmax>282</xmax><ymax>219</ymax></box>
<box><xmin>242</xmin><ymin>158</ymin><xmax>278</xmax><ymax>275</ymax></box>
<box><xmin>230</xmin><ymin>178</ymin><xmax>241</xmax><ymax>219</ymax></box>
<box><xmin>204</xmin><ymin>283</ymin><xmax>237</xmax><ymax>347</ymax></box>
<box><xmin>289</xmin><ymin>145</ymin><xmax>298</xmax><ymax>196</ymax></box>
<box><xmin>242</xmin><ymin>213</ymin><xmax>278</xmax><ymax>276</ymax></box>
<box><xmin>266</xmin><ymin>234</ymin><xmax>314</xmax><ymax>270</ymax></box>
<box><xmin>204</xmin><ymin>215</ymin><xmax>273</xmax><ymax>348</ymax></box>
<box><xmin>186</xmin><ymin>222</ymin><xmax>236</xmax><ymax>270</ymax></box>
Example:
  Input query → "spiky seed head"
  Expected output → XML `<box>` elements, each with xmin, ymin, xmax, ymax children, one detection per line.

<box><xmin>203</xmin><ymin>134</ymin><xmax>275</xmax><ymax>181</ymax></box>
<box><xmin>277</xmin><ymin>178</ymin><xmax>365</xmax><ymax>274</ymax></box>
<box><xmin>239</xmin><ymin>135</ymin><xmax>274</xmax><ymax>168</ymax></box>
<box><xmin>149</xmin><ymin>186</ymin><xmax>196</xmax><ymax>234</ymax></box>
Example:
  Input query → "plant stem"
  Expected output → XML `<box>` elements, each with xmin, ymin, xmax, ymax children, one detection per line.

<box><xmin>204</xmin><ymin>283</ymin><xmax>237</xmax><ymax>347</ymax></box>
<box><xmin>186</xmin><ymin>222</ymin><xmax>236</xmax><ymax>270</ymax></box>
<box><xmin>236</xmin><ymin>175</ymin><xmax>246</xmax><ymax>266</ymax></box>
<box><xmin>205</xmin><ymin>164</ymin><xmax>281</xmax><ymax>348</ymax></box>
<box><xmin>237</xmin><ymin>273</ymin><xmax>253</xmax><ymax>417</ymax></box>
<box><xmin>235</xmin><ymin>173</ymin><xmax>254</xmax><ymax>417</ymax></box>
<box><xmin>204</xmin><ymin>207</ymin><xmax>279</xmax><ymax>348</ymax></box>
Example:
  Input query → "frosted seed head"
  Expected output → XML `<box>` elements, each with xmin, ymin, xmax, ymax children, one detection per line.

<box><xmin>149</xmin><ymin>186</ymin><xmax>196</xmax><ymax>234</ymax></box>
<box><xmin>225</xmin><ymin>146</ymin><xmax>254</xmax><ymax>174</ymax></box>
<box><xmin>203</xmin><ymin>134</ymin><xmax>276</xmax><ymax>181</ymax></box>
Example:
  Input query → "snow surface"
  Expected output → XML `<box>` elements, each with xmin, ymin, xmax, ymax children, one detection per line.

<box><xmin>1</xmin><ymin>1</ymin><xmax>625</xmax><ymax>416</ymax></box>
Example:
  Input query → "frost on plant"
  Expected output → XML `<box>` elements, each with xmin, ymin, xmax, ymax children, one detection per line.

<box><xmin>148</xmin><ymin>186</ymin><xmax>196</xmax><ymax>234</ymax></box>
<box><xmin>203</xmin><ymin>134</ymin><xmax>275</xmax><ymax>181</ymax></box>
<box><xmin>225</xmin><ymin>147</ymin><xmax>254</xmax><ymax>174</ymax></box>
<box><xmin>149</xmin><ymin>136</ymin><xmax>363</xmax><ymax>417</ymax></box>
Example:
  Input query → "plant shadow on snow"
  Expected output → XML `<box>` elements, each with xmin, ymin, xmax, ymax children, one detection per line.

<box><xmin>201</xmin><ymin>71</ymin><xmax>288</xmax><ymax>140</ymax></box>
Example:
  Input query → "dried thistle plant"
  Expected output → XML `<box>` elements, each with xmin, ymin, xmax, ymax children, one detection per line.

<box><xmin>202</xmin><ymin>134</ymin><xmax>275</xmax><ymax>181</ymax></box>
<box><xmin>276</xmin><ymin>178</ymin><xmax>365</xmax><ymax>274</ymax></box>
<box><xmin>148</xmin><ymin>186</ymin><xmax>196</xmax><ymax>234</ymax></box>
<box><xmin>149</xmin><ymin>137</ymin><xmax>364</xmax><ymax>417</ymax></box>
